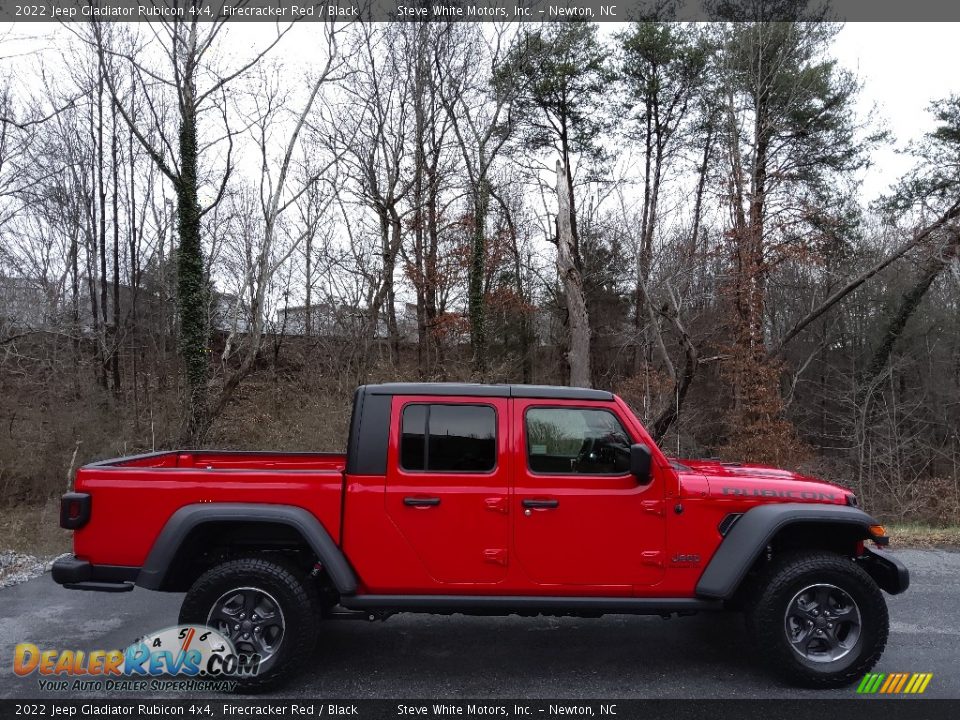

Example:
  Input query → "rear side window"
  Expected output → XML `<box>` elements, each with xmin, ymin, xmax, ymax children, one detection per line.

<box><xmin>525</xmin><ymin>407</ymin><xmax>631</xmax><ymax>475</ymax></box>
<box><xmin>400</xmin><ymin>404</ymin><xmax>496</xmax><ymax>472</ymax></box>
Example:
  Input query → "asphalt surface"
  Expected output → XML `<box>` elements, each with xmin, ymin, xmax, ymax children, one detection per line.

<box><xmin>0</xmin><ymin>548</ymin><xmax>957</xmax><ymax>700</ymax></box>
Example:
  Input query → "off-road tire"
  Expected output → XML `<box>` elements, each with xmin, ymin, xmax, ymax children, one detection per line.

<box><xmin>746</xmin><ymin>550</ymin><xmax>888</xmax><ymax>688</ymax></box>
<box><xmin>179</xmin><ymin>555</ymin><xmax>319</xmax><ymax>693</ymax></box>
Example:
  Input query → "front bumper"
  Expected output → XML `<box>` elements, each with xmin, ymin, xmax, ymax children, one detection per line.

<box><xmin>52</xmin><ymin>555</ymin><xmax>139</xmax><ymax>593</ymax></box>
<box><xmin>857</xmin><ymin>546</ymin><xmax>910</xmax><ymax>595</ymax></box>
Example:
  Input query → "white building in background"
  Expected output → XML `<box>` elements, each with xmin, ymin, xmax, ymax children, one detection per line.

<box><xmin>277</xmin><ymin>301</ymin><xmax>419</xmax><ymax>342</ymax></box>
<box><xmin>0</xmin><ymin>276</ymin><xmax>50</xmax><ymax>329</ymax></box>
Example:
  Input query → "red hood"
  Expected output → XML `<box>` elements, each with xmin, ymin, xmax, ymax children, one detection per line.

<box><xmin>671</xmin><ymin>457</ymin><xmax>852</xmax><ymax>505</ymax></box>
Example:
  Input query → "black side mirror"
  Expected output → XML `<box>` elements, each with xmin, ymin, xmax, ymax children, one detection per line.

<box><xmin>630</xmin><ymin>443</ymin><xmax>653</xmax><ymax>485</ymax></box>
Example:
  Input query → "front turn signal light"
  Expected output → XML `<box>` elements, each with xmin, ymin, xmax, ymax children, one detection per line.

<box><xmin>868</xmin><ymin>524</ymin><xmax>890</xmax><ymax>546</ymax></box>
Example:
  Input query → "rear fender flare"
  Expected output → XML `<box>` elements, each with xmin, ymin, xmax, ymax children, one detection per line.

<box><xmin>137</xmin><ymin>503</ymin><xmax>358</xmax><ymax>594</ymax></box>
<box><xmin>695</xmin><ymin>503</ymin><xmax>881</xmax><ymax>599</ymax></box>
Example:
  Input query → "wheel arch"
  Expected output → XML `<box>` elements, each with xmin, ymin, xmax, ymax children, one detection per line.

<box><xmin>136</xmin><ymin>503</ymin><xmax>358</xmax><ymax>594</ymax></box>
<box><xmin>696</xmin><ymin>503</ymin><xmax>883</xmax><ymax>600</ymax></box>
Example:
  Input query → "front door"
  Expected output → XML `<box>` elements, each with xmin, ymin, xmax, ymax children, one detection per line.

<box><xmin>512</xmin><ymin>399</ymin><xmax>666</xmax><ymax>589</ymax></box>
<box><xmin>385</xmin><ymin>396</ymin><xmax>510</xmax><ymax>585</ymax></box>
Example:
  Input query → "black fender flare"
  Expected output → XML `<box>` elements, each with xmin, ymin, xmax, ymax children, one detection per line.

<box><xmin>136</xmin><ymin>503</ymin><xmax>358</xmax><ymax>594</ymax></box>
<box><xmin>695</xmin><ymin>503</ymin><xmax>889</xmax><ymax>599</ymax></box>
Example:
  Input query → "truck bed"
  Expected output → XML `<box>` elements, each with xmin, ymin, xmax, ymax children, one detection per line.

<box><xmin>72</xmin><ymin>450</ymin><xmax>346</xmax><ymax>568</ymax></box>
<box><xmin>93</xmin><ymin>449</ymin><xmax>346</xmax><ymax>472</ymax></box>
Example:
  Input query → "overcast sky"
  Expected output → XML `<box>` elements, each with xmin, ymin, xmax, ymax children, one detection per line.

<box><xmin>4</xmin><ymin>21</ymin><xmax>959</xmax><ymax>205</ymax></box>
<box><xmin>832</xmin><ymin>23</ymin><xmax>960</xmax><ymax>202</ymax></box>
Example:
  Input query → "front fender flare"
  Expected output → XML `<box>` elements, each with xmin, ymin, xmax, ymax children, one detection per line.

<box><xmin>695</xmin><ymin>503</ymin><xmax>882</xmax><ymax>599</ymax></box>
<box><xmin>136</xmin><ymin>503</ymin><xmax>358</xmax><ymax>594</ymax></box>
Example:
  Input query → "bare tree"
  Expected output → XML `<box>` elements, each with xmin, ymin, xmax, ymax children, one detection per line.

<box><xmin>333</xmin><ymin>23</ymin><xmax>414</xmax><ymax>364</ymax></box>
<box><xmin>88</xmin><ymin>12</ymin><xmax>299</xmax><ymax>441</ymax></box>
<box><xmin>214</xmin><ymin>23</ymin><xmax>344</xmax><ymax>422</ymax></box>
<box><xmin>556</xmin><ymin>159</ymin><xmax>590</xmax><ymax>387</ymax></box>
<box><xmin>437</xmin><ymin>23</ymin><xmax>517</xmax><ymax>375</ymax></box>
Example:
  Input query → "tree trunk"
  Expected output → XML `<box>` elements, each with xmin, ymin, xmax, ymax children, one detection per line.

<box><xmin>426</xmin><ymin>176</ymin><xmax>441</xmax><ymax>375</ymax></box>
<box><xmin>469</xmin><ymin>180</ymin><xmax>489</xmax><ymax>375</ymax></box>
<box><xmin>686</xmin><ymin>120</ymin><xmax>712</xmax><ymax>294</ymax></box>
<box><xmin>864</xmin><ymin>231</ymin><xmax>960</xmax><ymax>386</ymax></box>
<box><xmin>635</xmin><ymin>98</ymin><xmax>654</xmax><ymax>373</ymax></box>
<box><xmin>556</xmin><ymin>160</ymin><xmax>591</xmax><ymax>388</ymax></box>
<box><xmin>490</xmin><ymin>184</ymin><xmax>533</xmax><ymax>384</ymax></box>
<box><xmin>111</xmin><ymin>97</ymin><xmax>121</xmax><ymax>394</ymax></box>
<box><xmin>305</xmin><ymin>233</ymin><xmax>312</xmax><ymax>337</ymax></box>
<box><xmin>386</xmin><ymin>208</ymin><xmax>401</xmax><ymax>362</ymax></box>
<box><xmin>648</xmin><ymin>288</ymin><xmax>699</xmax><ymax>443</ymax></box>
<box><xmin>127</xmin><ymin>102</ymin><xmax>140</xmax><ymax>426</ymax></box>
<box><xmin>97</xmin><ymin>69</ymin><xmax>109</xmax><ymax>390</ymax></box>
<box><xmin>743</xmin><ymin>93</ymin><xmax>769</xmax><ymax>361</ymax></box>
<box><xmin>176</xmin><ymin>91</ymin><xmax>211</xmax><ymax>444</ymax></box>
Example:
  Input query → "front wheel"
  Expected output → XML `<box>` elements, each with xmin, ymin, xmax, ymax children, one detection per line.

<box><xmin>179</xmin><ymin>555</ymin><xmax>319</xmax><ymax>692</ymax></box>
<box><xmin>746</xmin><ymin>551</ymin><xmax>889</xmax><ymax>688</ymax></box>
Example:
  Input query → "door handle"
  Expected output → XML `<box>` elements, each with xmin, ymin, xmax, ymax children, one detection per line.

<box><xmin>522</xmin><ymin>498</ymin><xmax>559</xmax><ymax>509</ymax></box>
<box><xmin>403</xmin><ymin>497</ymin><xmax>441</xmax><ymax>507</ymax></box>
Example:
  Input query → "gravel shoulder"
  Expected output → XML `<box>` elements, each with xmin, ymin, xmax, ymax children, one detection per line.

<box><xmin>0</xmin><ymin>551</ymin><xmax>64</xmax><ymax>590</ymax></box>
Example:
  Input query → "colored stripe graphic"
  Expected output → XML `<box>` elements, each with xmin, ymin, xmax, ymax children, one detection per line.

<box><xmin>893</xmin><ymin>673</ymin><xmax>910</xmax><ymax>693</ymax></box>
<box><xmin>857</xmin><ymin>673</ymin><xmax>884</xmax><ymax>693</ymax></box>
<box><xmin>857</xmin><ymin>673</ymin><xmax>932</xmax><ymax>694</ymax></box>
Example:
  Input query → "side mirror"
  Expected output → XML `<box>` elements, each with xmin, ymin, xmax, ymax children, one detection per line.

<box><xmin>630</xmin><ymin>443</ymin><xmax>653</xmax><ymax>485</ymax></box>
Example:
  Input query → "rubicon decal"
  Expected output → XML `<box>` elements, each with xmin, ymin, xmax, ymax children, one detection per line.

<box><xmin>13</xmin><ymin>625</ymin><xmax>260</xmax><ymax>682</ymax></box>
<box><xmin>856</xmin><ymin>672</ymin><xmax>933</xmax><ymax>694</ymax></box>
<box><xmin>722</xmin><ymin>487</ymin><xmax>837</xmax><ymax>501</ymax></box>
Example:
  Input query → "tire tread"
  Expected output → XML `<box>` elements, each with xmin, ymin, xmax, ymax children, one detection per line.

<box><xmin>746</xmin><ymin>550</ymin><xmax>888</xmax><ymax>688</ymax></box>
<box><xmin>179</xmin><ymin>554</ymin><xmax>319</xmax><ymax>693</ymax></box>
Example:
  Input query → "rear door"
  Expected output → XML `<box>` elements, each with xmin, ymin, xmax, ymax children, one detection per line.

<box><xmin>385</xmin><ymin>396</ymin><xmax>510</xmax><ymax>585</ymax></box>
<box><xmin>512</xmin><ymin>399</ymin><xmax>666</xmax><ymax>589</ymax></box>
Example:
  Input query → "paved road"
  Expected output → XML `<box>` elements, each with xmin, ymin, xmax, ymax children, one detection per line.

<box><xmin>1</xmin><ymin>549</ymin><xmax>957</xmax><ymax>699</ymax></box>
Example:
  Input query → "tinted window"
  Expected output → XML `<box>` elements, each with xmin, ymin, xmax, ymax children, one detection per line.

<box><xmin>400</xmin><ymin>404</ymin><xmax>428</xmax><ymax>471</ymax></box>
<box><xmin>400</xmin><ymin>404</ymin><xmax>496</xmax><ymax>472</ymax></box>
<box><xmin>525</xmin><ymin>408</ymin><xmax>631</xmax><ymax>475</ymax></box>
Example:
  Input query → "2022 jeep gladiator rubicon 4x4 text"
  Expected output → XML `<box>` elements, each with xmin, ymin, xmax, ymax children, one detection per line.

<box><xmin>53</xmin><ymin>383</ymin><xmax>908</xmax><ymax>690</ymax></box>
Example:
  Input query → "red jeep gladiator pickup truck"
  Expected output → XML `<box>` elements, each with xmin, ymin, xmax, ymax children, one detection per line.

<box><xmin>53</xmin><ymin>383</ymin><xmax>908</xmax><ymax>690</ymax></box>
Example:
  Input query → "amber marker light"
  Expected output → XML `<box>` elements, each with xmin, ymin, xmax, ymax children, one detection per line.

<box><xmin>868</xmin><ymin>524</ymin><xmax>890</xmax><ymax>546</ymax></box>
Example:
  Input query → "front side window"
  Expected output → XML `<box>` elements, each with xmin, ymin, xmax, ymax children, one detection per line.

<box><xmin>525</xmin><ymin>407</ymin><xmax>631</xmax><ymax>475</ymax></box>
<box><xmin>400</xmin><ymin>404</ymin><xmax>496</xmax><ymax>472</ymax></box>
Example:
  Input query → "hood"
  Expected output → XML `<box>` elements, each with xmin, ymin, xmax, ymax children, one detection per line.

<box><xmin>671</xmin><ymin>457</ymin><xmax>852</xmax><ymax>505</ymax></box>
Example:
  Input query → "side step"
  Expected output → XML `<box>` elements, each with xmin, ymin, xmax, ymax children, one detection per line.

<box><xmin>63</xmin><ymin>581</ymin><xmax>134</xmax><ymax>593</ymax></box>
<box><xmin>339</xmin><ymin>595</ymin><xmax>722</xmax><ymax>616</ymax></box>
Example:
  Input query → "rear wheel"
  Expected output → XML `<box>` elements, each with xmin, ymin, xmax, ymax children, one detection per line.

<box><xmin>746</xmin><ymin>551</ymin><xmax>888</xmax><ymax>688</ymax></box>
<box><xmin>179</xmin><ymin>555</ymin><xmax>319</xmax><ymax>692</ymax></box>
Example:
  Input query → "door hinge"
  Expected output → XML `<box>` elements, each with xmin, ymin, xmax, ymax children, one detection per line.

<box><xmin>484</xmin><ymin>496</ymin><xmax>508</xmax><ymax>514</ymax></box>
<box><xmin>641</xmin><ymin>550</ymin><xmax>663</xmax><ymax>567</ymax></box>
<box><xmin>483</xmin><ymin>548</ymin><xmax>509</xmax><ymax>566</ymax></box>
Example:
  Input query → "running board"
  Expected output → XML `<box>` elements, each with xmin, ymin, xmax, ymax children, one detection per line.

<box><xmin>63</xmin><ymin>581</ymin><xmax>134</xmax><ymax>593</ymax></box>
<box><xmin>339</xmin><ymin>595</ymin><xmax>723</xmax><ymax>615</ymax></box>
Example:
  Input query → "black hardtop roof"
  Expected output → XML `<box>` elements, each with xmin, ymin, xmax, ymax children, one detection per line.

<box><xmin>361</xmin><ymin>382</ymin><xmax>613</xmax><ymax>401</ymax></box>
